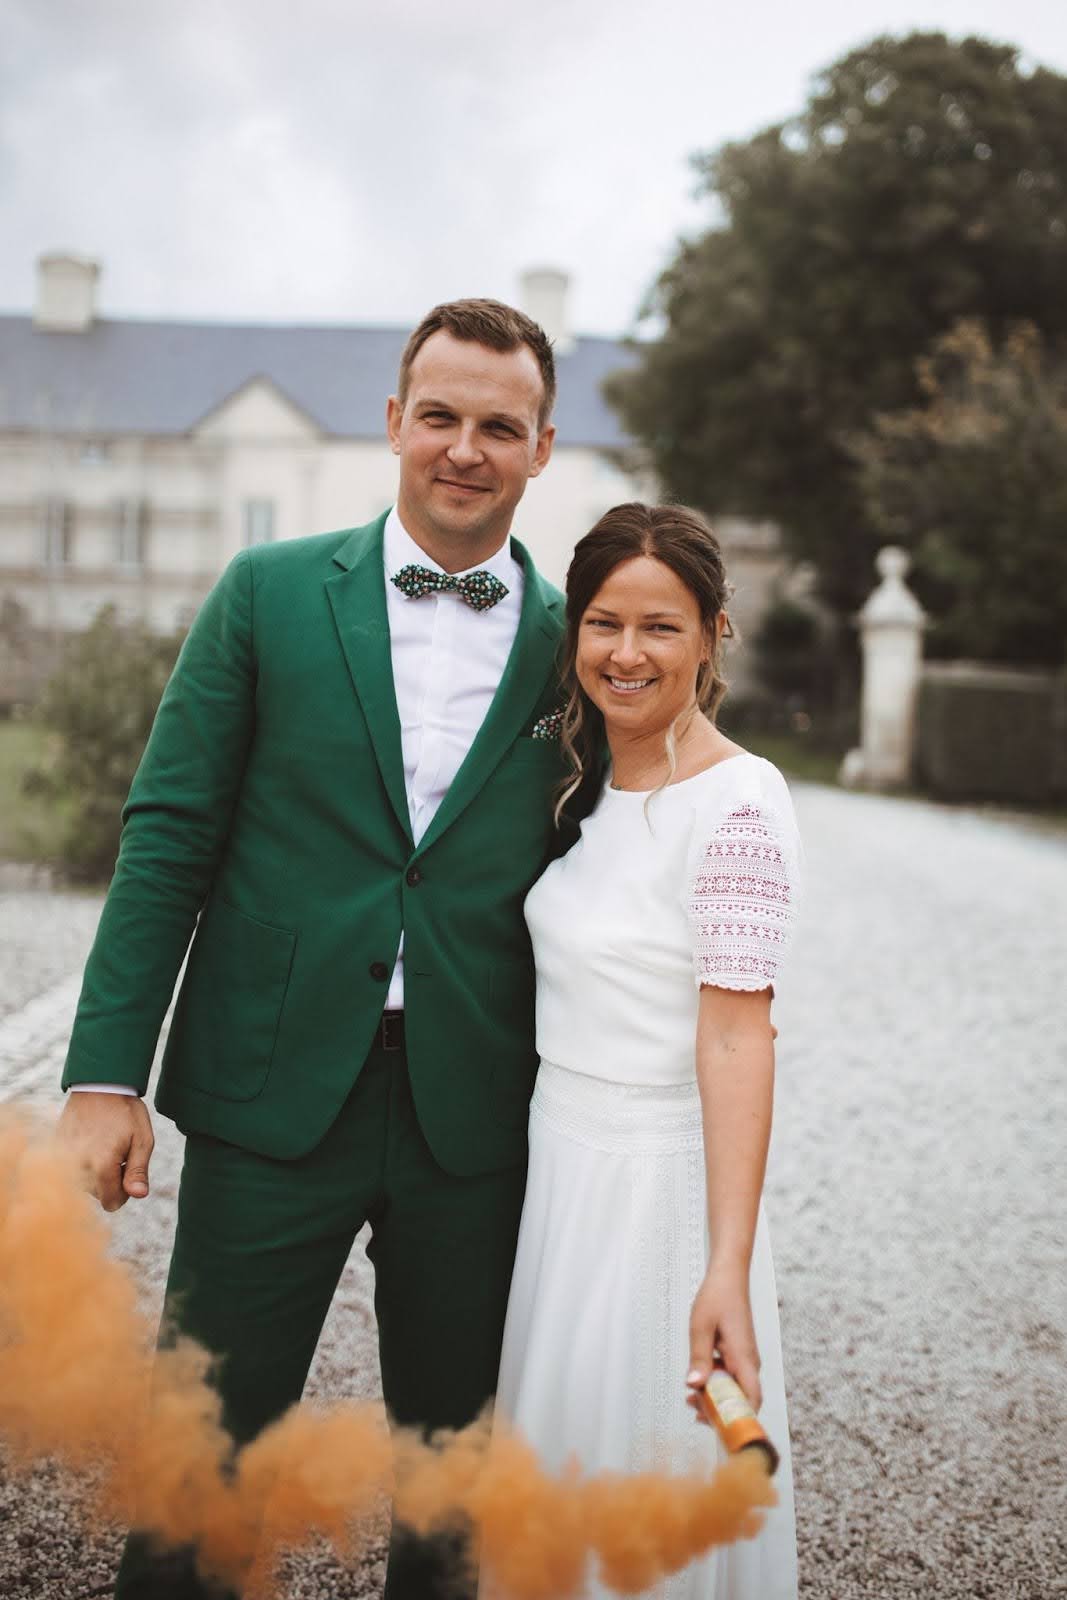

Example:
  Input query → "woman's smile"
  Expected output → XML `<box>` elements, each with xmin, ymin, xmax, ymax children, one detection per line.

<box><xmin>604</xmin><ymin>674</ymin><xmax>658</xmax><ymax>695</ymax></box>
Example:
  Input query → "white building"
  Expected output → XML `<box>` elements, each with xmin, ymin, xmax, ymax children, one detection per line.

<box><xmin>0</xmin><ymin>254</ymin><xmax>783</xmax><ymax>698</ymax></box>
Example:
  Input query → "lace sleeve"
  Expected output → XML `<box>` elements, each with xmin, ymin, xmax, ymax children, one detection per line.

<box><xmin>686</xmin><ymin>802</ymin><xmax>798</xmax><ymax>991</ymax></box>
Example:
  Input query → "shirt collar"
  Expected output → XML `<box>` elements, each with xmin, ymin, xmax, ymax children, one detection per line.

<box><xmin>384</xmin><ymin>505</ymin><xmax>516</xmax><ymax>584</ymax></box>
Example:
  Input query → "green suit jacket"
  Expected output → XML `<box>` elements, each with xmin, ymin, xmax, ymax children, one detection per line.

<box><xmin>62</xmin><ymin>512</ymin><xmax>580</xmax><ymax>1175</ymax></box>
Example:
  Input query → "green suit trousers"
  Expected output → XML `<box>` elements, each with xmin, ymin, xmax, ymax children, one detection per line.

<box><xmin>114</xmin><ymin>1032</ymin><xmax>527</xmax><ymax>1600</ymax></box>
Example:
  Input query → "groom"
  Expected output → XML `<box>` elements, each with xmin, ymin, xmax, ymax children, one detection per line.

<box><xmin>57</xmin><ymin>298</ymin><xmax>579</xmax><ymax>1599</ymax></box>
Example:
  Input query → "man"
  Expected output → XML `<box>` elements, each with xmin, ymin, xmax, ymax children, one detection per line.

<box><xmin>58</xmin><ymin>299</ymin><xmax>579</xmax><ymax>1599</ymax></box>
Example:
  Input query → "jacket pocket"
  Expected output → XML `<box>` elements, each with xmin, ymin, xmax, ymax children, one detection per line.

<box><xmin>173</xmin><ymin>898</ymin><xmax>296</xmax><ymax>1102</ymax></box>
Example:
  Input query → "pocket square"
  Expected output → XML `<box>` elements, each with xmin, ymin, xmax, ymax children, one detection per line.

<box><xmin>529</xmin><ymin>707</ymin><xmax>565</xmax><ymax>742</ymax></box>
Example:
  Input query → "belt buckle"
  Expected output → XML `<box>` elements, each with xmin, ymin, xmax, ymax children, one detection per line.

<box><xmin>381</xmin><ymin>1011</ymin><xmax>404</xmax><ymax>1052</ymax></box>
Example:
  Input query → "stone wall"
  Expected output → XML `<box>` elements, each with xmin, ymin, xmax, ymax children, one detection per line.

<box><xmin>916</xmin><ymin>662</ymin><xmax>1067</xmax><ymax>805</ymax></box>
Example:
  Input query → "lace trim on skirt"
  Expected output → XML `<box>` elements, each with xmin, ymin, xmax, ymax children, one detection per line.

<box><xmin>531</xmin><ymin>1059</ymin><xmax>705</xmax><ymax>1155</ymax></box>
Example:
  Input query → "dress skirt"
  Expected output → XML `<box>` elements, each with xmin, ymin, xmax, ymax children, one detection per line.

<box><xmin>493</xmin><ymin>1060</ymin><xmax>798</xmax><ymax>1600</ymax></box>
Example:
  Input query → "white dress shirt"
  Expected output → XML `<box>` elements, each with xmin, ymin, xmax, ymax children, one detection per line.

<box><xmin>384</xmin><ymin>505</ymin><xmax>524</xmax><ymax>1006</ymax></box>
<box><xmin>74</xmin><ymin>505</ymin><xmax>525</xmax><ymax>1094</ymax></box>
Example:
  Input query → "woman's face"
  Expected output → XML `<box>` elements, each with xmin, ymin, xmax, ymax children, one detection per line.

<box><xmin>575</xmin><ymin>555</ymin><xmax>710</xmax><ymax>738</ymax></box>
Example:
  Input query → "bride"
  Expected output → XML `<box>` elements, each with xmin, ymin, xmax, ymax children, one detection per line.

<box><xmin>492</xmin><ymin>502</ymin><xmax>801</xmax><ymax>1599</ymax></box>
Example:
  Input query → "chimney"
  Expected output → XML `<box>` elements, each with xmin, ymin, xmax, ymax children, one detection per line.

<box><xmin>520</xmin><ymin>267</ymin><xmax>574</xmax><ymax>355</ymax></box>
<box><xmin>34</xmin><ymin>253</ymin><xmax>100</xmax><ymax>332</ymax></box>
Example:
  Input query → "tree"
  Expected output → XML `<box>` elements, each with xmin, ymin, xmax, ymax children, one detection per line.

<box><xmin>25</xmin><ymin>606</ymin><xmax>183</xmax><ymax>881</ymax></box>
<box><xmin>751</xmin><ymin>595</ymin><xmax>824</xmax><ymax>702</ymax></box>
<box><xmin>608</xmin><ymin>32</ymin><xmax>1067</xmax><ymax>622</ymax></box>
<box><xmin>849</xmin><ymin>320</ymin><xmax>1067</xmax><ymax>665</ymax></box>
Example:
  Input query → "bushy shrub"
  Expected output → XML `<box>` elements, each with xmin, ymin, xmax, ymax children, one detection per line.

<box><xmin>24</xmin><ymin>606</ymin><xmax>183</xmax><ymax>881</ymax></box>
<box><xmin>752</xmin><ymin>597</ymin><xmax>823</xmax><ymax>701</ymax></box>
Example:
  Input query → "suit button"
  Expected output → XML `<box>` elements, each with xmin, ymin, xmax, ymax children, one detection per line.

<box><xmin>369</xmin><ymin>961</ymin><xmax>389</xmax><ymax>982</ymax></box>
<box><xmin>406</xmin><ymin>866</ymin><xmax>422</xmax><ymax>887</ymax></box>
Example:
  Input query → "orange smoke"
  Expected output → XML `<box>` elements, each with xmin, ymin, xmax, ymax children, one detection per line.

<box><xmin>0</xmin><ymin>1108</ymin><xmax>774</xmax><ymax>1597</ymax></box>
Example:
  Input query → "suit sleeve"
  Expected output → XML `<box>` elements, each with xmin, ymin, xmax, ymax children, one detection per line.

<box><xmin>62</xmin><ymin>550</ymin><xmax>257</xmax><ymax>1092</ymax></box>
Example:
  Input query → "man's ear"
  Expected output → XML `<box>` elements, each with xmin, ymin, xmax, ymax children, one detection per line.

<box><xmin>386</xmin><ymin>395</ymin><xmax>403</xmax><ymax>456</ymax></box>
<box><xmin>529</xmin><ymin>423</ymin><xmax>556</xmax><ymax>479</ymax></box>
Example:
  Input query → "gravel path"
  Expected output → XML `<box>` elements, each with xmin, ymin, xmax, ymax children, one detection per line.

<box><xmin>1</xmin><ymin>784</ymin><xmax>1065</xmax><ymax>1598</ymax></box>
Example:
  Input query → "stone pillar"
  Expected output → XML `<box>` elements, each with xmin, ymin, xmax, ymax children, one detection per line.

<box><xmin>841</xmin><ymin>547</ymin><xmax>926</xmax><ymax>789</ymax></box>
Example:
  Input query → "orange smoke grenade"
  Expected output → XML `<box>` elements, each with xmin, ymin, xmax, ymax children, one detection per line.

<box><xmin>697</xmin><ymin>1364</ymin><xmax>780</xmax><ymax>1477</ymax></box>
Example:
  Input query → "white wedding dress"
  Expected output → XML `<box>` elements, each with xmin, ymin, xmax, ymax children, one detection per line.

<box><xmin>493</xmin><ymin>752</ymin><xmax>801</xmax><ymax>1600</ymax></box>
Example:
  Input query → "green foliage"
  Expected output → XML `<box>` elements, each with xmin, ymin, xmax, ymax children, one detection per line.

<box><xmin>25</xmin><ymin>607</ymin><xmax>183</xmax><ymax>882</ymax></box>
<box><xmin>730</xmin><ymin>730</ymin><xmax>844</xmax><ymax>788</ymax></box>
<box><xmin>608</xmin><ymin>32</ymin><xmax>1067</xmax><ymax>619</ymax></box>
<box><xmin>0</xmin><ymin>719</ymin><xmax>69</xmax><ymax>863</ymax></box>
<box><xmin>0</xmin><ymin>592</ymin><xmax>49</xmax><ymax>710</ymax></box>
<box><xmin>751</xmin><ymin>596</ymin><xmax>824</xmax><ymax>699</ymax></box>
<box><xmin>850</xmin><ymin>321</ymin><xmax>1067</xmax><ymax>664</ymax></box>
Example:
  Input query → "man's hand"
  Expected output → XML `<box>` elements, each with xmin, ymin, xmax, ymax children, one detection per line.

<box><xmin>56</xmin><ymin>1093</ymin><xmax>155</xmax><ymax>1212</ymax></box>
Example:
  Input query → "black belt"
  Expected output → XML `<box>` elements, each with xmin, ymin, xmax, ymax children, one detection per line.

<box><xmin>378</xmin><ymin>1010</ymin><xmax>406</xmax><ymax>1052</ymax></box>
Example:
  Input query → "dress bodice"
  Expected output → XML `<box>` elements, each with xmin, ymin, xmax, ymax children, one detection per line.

<box><xmin>524</xmin><ymin>752</ymin><xmax>802</xmax><ymax>1085</ymax></box>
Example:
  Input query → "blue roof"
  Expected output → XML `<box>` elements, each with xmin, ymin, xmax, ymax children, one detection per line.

<box><xmin>0</xmin><ymin>315</ymin><xmax>637</xmax><ymax>450</ymax></box>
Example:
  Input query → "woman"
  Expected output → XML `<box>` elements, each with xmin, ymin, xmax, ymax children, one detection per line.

<box><xmin>494</xmin><ymin>504</ymin><xmax>801</xmax><ymax>1599</ymax></box>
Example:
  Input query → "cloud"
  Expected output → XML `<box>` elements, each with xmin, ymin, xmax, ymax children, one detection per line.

<box><xmin>0</xmin><ymin>0</ymin><xmax>589</xmax><ymax>296</ymax></box>
<box><xmin>1</xmin><ymin>0</ymin><xmax>1066</xmax><ymax>333</ymax></box>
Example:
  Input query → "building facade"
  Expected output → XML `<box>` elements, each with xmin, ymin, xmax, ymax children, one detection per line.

<box><xmin>0</xmin><ymin>255</ymin><xmax>783</xmax><ymax>700</ymax></box>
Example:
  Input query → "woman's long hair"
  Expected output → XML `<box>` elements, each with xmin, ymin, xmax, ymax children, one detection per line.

<box><xmin>555</xmin><ymin>502</ymin><xmax>734</xmax><ymax>824</ymax></box>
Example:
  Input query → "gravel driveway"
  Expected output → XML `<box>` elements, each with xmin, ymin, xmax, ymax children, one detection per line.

<box><xmin>1</xmin><ymin>782</ymin><xmax>1065</xmax><ymax>1599</ymax></box>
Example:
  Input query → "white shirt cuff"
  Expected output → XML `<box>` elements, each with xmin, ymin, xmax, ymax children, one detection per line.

<box><xmin>69</xmin><ymin>1082</ymin><xmax>141</xmax><ymax>1096</ymax></box>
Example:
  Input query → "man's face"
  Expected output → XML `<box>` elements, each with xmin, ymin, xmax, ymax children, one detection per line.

<box><xmin>386</xmin><ymin>330</ymin><xmax>555</xmax><ymax>568</ymax></box>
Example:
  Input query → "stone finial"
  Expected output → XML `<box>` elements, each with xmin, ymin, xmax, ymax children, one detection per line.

<box><xmin>858</xmin><ymin>545</ymin><xmax>927</xmax><ymax>628</ymax></box>
<box><xmin>876</xmin><ymin>546</ymin><xmax>910</xmax><ymax>582</ymax></box>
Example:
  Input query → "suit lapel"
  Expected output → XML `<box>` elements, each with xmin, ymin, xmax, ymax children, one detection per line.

<box><xmin>418</xmin><ymin>538</ymin><xmax>563</xmax><ymax>855</ymax></box>
<box><xmin>325</xmin><ymin>513</ymin><xmax>414</xmax><ymax>846</ymax></box>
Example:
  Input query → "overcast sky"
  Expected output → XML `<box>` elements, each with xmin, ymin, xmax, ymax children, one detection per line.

<box><xmin>2</xmin><ymin>0</ymin><xmax>1065</xmax><ymax>337</ymax></box>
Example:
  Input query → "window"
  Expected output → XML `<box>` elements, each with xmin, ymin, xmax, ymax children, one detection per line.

<box><xmin>39</xmin><ymin>498</ymin><xmax>72</xmax><ymax>566</ymax></box>
<box><xmin>243</xmin><ymin>498</ymin><xmax>275</xmax><ymax>546</ymax></box>
<box><xmin>116</xmin><ymin>498</ymin><xmax>148</xmax><ymax>568</ymax></box>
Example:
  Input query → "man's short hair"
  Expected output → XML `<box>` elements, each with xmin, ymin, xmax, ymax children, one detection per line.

<box><xmin>397</xmin><ymin>298</ymin><xmax>557</xmax><ymax>430</ymax></box>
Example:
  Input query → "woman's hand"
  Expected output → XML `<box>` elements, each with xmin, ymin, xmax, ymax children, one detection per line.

<box><xmin>686</xmin><ymin>1262</ymin><xmax>762</xmax><ymax>1414</ymax></box>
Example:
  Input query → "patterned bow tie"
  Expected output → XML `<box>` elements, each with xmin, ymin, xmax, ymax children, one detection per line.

<box><xmin>391</xmin><ymin>563</ymin><xmax>509</xmax><ymax>613</ymax></box>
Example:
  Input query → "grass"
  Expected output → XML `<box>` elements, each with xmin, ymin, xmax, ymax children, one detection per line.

<box><xmin>739</xmin><ymin>731</ymin><xmax>1067</xmax><ymax>831</ymax></box>
<box><xmin>0</xmin><ymin>719</ymin><xmax>71</xmax><ymax>864</ymax></box>
<box><xmin>741</xmin><ymin>732</ymin><xmax>844</xmax><ymax>787</ymax></box>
